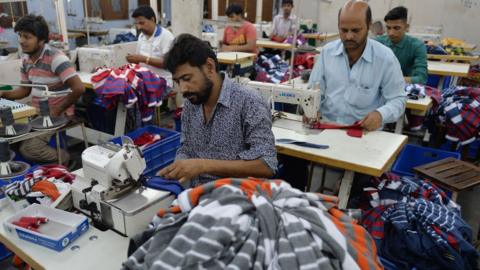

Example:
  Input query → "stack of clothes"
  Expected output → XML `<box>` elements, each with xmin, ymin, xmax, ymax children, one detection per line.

<box><xmin>123</xmin><ymin>178</ymin><xmax>383</xmax><ymax>270</ymax></box>
<box><xmin>362</xmin><ymin>173</ymin><xmax>479</xmax><ymax>270</ymax></box>
<box><xmin>91</xmin><ymin>64</ymin><xmax>168</xmax><ymax>123</ymax></box>
<box><xmin>255</xmin><ymin>54</ymin><xmax>292</xmax><ymax>84</ymax></box>
<box><xmin>426</xmin><ymin>86</ymin><xmax>480</xmax><ymax>146</ymax></box>
<box><xmin>4</xmin><ymin>165</ymin><xmax>74</xmax><ymax>207</ymax></box>
<box><xmin>404</xmin><ymin>84</ymin><xmax>442</xmax><ymax>131</ymax></box>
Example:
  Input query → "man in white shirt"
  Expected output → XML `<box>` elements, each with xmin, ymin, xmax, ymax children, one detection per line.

<box><xmin>126</xmin><ymin>6</ymin><xmax>174</xmax><ymax>88</ymax></box>
<box><xmin>270</xmin><ymin>0</ymin><xmax>297</xmax><ymax>42</ymax></box>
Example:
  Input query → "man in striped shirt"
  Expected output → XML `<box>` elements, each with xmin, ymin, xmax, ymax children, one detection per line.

<box><xmin>0</xmin><ymin>15</ymin><xmax>84</xmax><ymax>164</ymax></box>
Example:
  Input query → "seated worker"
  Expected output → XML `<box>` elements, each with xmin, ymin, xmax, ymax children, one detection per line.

<box><xmin>370</xmin><ymin>20</ymin><xmax>384</xmax><ymax>37</ymax></box>
<box><xmin>278</xmin><ymin>1</ymin><xmax>406</xmax><ymax>193</ymax></box>
<box><xmin>157</xmin><ymin>34</ymin><xmax>277</xmax><ymax>186</ymax></box>
<box><xmin>220</xmin><ymin>3</ymin><xmax>257</xmax><ymax>53</ymax></box>
<box><xmin>270</xmin><ymin>0</ymin><xmax>298</xmax><ymax>42</ymax></box>
<box><xmin>127</xmin><ymin>5</ymin><xmax>175</xmax><ymax>88</ymax></box>
<box><xmin>308</xmin><ymin>0</ymin><xmax>406</xmax><ymax>130</ymax></box>
<box><xmin>376</xmin><ymin>6</ymin><xmax>427</xmax><ymax>84</ymax></box>
<box><xmin>0</xmin><ymin>15</ymin><xmax>84</xmax><ymax>165</ymax></box>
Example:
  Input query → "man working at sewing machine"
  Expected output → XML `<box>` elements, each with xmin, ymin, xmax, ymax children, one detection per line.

<box><xmin>376</xmin><ymin>6</ymin><xmax>427</xmax><ymax>85</ymax></box>
<box><xmin>270</xmin><ymin>0</ymin><xmax>298</xmax><ymax>43</ymax></box>
<box><xmin>157</xmin><ymin>34</ymin><xmax>277</xmax><ymax>186</ymax></box>
<box><xmin>0</xmin><ymin>15</ymin><xmax>84</xmax><ymax>165</ymax></box>
<box><xmin>220</xmin><ymin>4</ymin><xmax>257</xmax><ymax>54</ymax></box>
<box><xmin>126</xmin><ymin>6</ymin><xmax>175</xmax><ymax>88</ymax></box>
<box><xmin>308</xmin><ymin>0</ymin><xmax>406</xmax><ymax>130</ymax></box>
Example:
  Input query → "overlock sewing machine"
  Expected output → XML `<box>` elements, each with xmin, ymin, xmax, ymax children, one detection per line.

<box><xmin>72</xmin><ymin>140</ymin><xmax>174</xmax><ymax>237</ymax></box>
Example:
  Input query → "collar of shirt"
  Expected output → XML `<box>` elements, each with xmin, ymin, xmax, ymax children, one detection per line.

<box><xmin>383</xmin><ymin>34</ymin><xmax>408</xmax><ymax>49</ymax></box>
<box><xmin>25</xmin><ymin>43</ymin><xmax>49</xmax><ymax>65</ymax></box>
<box><xmin>138</xmin><ymin>25</ymin><xmax>162</xmax><ymax>41</ymax></box>
<box><xmin>216</xmin><ymin>72</ymin><xmax>232</xmax><ymax>108</ymax></box>
<box><xmin>331</xmin><ymin>38</ymin><xmax>373</xmax><ymax>63</ymax></box>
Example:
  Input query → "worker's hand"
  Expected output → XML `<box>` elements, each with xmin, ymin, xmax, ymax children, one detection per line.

<box><xmin>219</xmin><ymin>45</ymin><xmax>232</xmax><ymax>52</ymax></box>
<box><xmin>360</xmin><ymin>111</ymin><xmax>383</xmax><ymax>131</ymax></box>
<box><xmin>157</xmin><ymin>159</ymin><xmax>205</xmax><ymax>183</ymax></box>
<box><xmin>126</xmin><ymin>54</ymin><xmax>147</xmax><ymax>64</ymax></box>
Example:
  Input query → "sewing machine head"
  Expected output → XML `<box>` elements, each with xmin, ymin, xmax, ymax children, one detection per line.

<box><xmin>81</xmin><ymin>140</ymin><xmax>146</xmax><ymax>191</ymax></box>
<box><xmin>244</xmin><ymin>80</ymin><xmax>321</xmax><ymax>122</ymax></box>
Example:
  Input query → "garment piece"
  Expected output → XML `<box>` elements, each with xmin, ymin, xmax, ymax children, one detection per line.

<box><xmin>4</xmin><ymin>165</ymin><xmax>74</xmax><ymax>200</ymax></box>
<box><xmin>276</xmin><ymin>138</ymin><xmax>329</xmax><ymax>149</ymax></box>
<box><xmin>91</xmin><ymin>64</ymin><xmax>167</xmax><ymax>123</ymax></box>
<box><xmin>361</xmin><ymin>173</ymin><xmax>478</xmax><ymax>270</ymax></box>
<box><xmin>32</xmin><ymin>180</ymin><xmax>60</xmax><ymax>201</ymax></box>
<box><xmin>255</xmin><ymin>54</ymin><xmax>293</xmax><ymax>84</ymax></box>
<box><xmin>223</xmin><ymin>21</ymin><xmax>257</xmax><ymax>54</ymax></box>
<box><xmin>271</xmin><ymin>13</ymin><xmax>298</xmax><ymax>37</ymax></box>
<box><xmin>177</xmin><ymin>73</ymin><xmax>278</xmax><ymax>186</ymax></box>
<box><xmin>376</xmin><ymin>34</ymin><xmax>428</xmax><ymax>85</ymax></box>
<box><xmin>426</xmin><ymin>87</ymin><xmax>480</xmax><ymax>146</ymax></box>
<box><xmin>137</xmin><ymin>25</ymin><xmax>175</xmax><ymax>87</ymax></box>
<box><xmin>143</xmin><ymin>177</ymin><xmax>184</xmax><ymax>196</ymax></box>
<box><xmin>308</xmin><ymin>39</ymin><xmax>406</xmax><ymax>125</ymax></box>
<box><xmin>132</xmin><ymin>132</ymin><xmax>161</xmax><ymax>147</ymax></box>
<box><xmin>123</xmin><ymin>178</ymin><xmax>383</xmax><ymax>270</ymax></box>
<box><xmin>311</xmin><ymin>121</ymin><xmax>363</xmax><ymax>138</ymax></box>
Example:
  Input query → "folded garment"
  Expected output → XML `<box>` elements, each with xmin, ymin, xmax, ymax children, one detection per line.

<box><xmin>32</xmin><ymin>180</ymin><xmax>60</xmax><ymax>201</ymax></box>
<box><xmin>143</xmin><ymin>176</ymin><xmax>184</xmax><ymax>196</ymax></box>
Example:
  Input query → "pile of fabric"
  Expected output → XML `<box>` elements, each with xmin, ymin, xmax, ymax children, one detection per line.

<box><xmin>426</xmin><ymin>86</ymin><xmax>480</xmax><ymax>146</ymax></box>
<box><xmin>123</xmin><ymin>178</ymin><xmax>383</xmax><ymax>270</ymax></box>
<box><xmin>4</xmin><ymin>165</ymin><xmax>74</xmax><ymax>207</ymax></box>
<box><xmin>404</xmin><ymin>84</ymin><xmax>442</xmax><ymax>131</ymax></box>
<box><xmin>362</xmin><ymin>173</ymin><xmax>479</xmax><ymax>270</ymax></box>
<box><xmin>255</xmin><ymin>54</ymin><xmax>293</xmax><ymax>84</ymax></box>
<box><xmin>91</xmin><ymin>64</ymin><xmax>167</xmax><ymax>123</ymax></box>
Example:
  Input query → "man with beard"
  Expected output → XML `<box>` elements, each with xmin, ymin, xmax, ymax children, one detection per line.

<box><xmin>127</xmin><ymin>6</ymin><xmax>175</xmax><ymax>88</ymax></box>
<box><xmin>0</xmin><ymin>15</ymin><xmax>84</xmax><ymax>164</ymax></box>
<box><xmin>157</xmin><ymin>34</ymin><xmax>277</xmax><ymax>186</ymax></box>
<box><xmin>308</xmin><ymin>0</ymin><xmax>405</xmax><ymax>131</ymax></box>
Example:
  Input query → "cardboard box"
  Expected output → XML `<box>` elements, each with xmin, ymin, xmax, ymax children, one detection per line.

<box><xmin>3</xmin><ymin>204</ymin><xmax>89</xmax><ymax>252</ymax></box>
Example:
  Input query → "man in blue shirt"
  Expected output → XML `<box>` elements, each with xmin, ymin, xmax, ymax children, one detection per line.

<box><xmin>309</xmin><ymin>0</ymin><xmax>406</xmax><ymax>130</ymax></box>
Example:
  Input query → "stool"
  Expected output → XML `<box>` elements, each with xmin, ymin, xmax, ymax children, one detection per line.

<box><xmin>413</xmin><ymin>157</ymin><xmax>480</xmax><ymax>201</ymax></box>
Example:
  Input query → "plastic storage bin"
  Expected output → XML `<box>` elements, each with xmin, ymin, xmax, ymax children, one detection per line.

<box><xmin>0</xmin><ymin>243</ymin><xmax>11</xmax><ymax>261</ymax></box>
<box><xmin>111</xmin><ymin>126</ymin><xmax>181</xmax><ymax>177</ymax></box>
<box><xmin>392</xmin><ymin>144</ymin><xmax>461</xmax><ymax>177</ymax></box>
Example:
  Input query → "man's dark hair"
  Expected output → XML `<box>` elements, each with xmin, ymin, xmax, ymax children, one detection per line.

<box><xmin>282</xmin><ymin>0</ymin><xmax>294</xmax><ymax>6</ymax></box>
<box><xmin>165</xmin><ymin>34</ymin><xmax>219</xmax><ymax>74</ymax></box>
<box><xmin>384</xmin><ymin>6</ymin><xmax>408</xmax><ymax>22</ymax></box>
<box><xmin>338</xmin><ymin>6</ymin><xmax>372</xmax><ymax>28</ymax></box>
<box><xmin>14</xmin><ymin>15</ymin><xmax>49</xmax><ymax>42</ymax></box>
<box><xmin>132</xmin><ymin>5</ymin><xmax>156</xmax><ymax>22</ymax></box>
<box><xmin>225</xmin><ymin>3</ymin><xmax>243</xmax><ymax>17</ymax></box>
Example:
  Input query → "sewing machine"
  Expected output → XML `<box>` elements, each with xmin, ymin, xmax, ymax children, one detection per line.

<box><xmin>77</xmin><ymin>41</ymin><xmax>137</xmax><ymax>72</ymax></box>
<box><xmin>245</xmin><ymin>80</ymin><xmax>322</xmax><ymax>122</ymax></box>
<box><xmin>72</xmin><ymin>141</ymin><xmax>174</xmax><ymax>237</ymax></box>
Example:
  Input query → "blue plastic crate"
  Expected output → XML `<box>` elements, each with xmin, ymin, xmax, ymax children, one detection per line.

<box><xmin>392</xmin><ymin>144</ymin><xmax>461</xmax><ymax>177</ymax></box>
<box><xmin>111</xmin><ymin>126</ymin><xmax>181</xmax><ymax>177</ymax></box>
<box><xmin>0</xmin><ymin>243</ymin><xmax>11</xmax><ymax>261</ymax></box>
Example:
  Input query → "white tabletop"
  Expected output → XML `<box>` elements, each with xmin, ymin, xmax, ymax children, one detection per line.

<box><xmin>406</xmin><ymin>96</ymin><xmax>433</xmax><ymax>113</ymax></box>
<box><xmin>217</xmin><ymin>52</ymin><xmax>256</xmax><ymax>65</ymax></box>
<box><xmin>273</xmin><ymin>117</ymin><xmax>407</xmax><ymax>176</ymax></box>
<box><xmin>0</xmin><ymin>203</ymin><xmax>129</xmax><ymax>270</ymax></box>
<box><xmin>78</xmin><ymin>71</ymin><xmax>93</xmax><ymax>88</ymax></box>
<box><xmin>427</xmin><ymin>60</ymin><xmax>470</xmax><ymax>77</ymax></box>
<box><xmin>256</xmin><ymin>39</ymin><xmax>294</xmax><ymax>50</ymax></box>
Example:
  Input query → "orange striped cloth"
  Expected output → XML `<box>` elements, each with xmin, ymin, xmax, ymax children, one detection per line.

<box><xmin>124</xmin><ymin>178</ymin><xmax>383</xmax><ymax>270</ymax></box>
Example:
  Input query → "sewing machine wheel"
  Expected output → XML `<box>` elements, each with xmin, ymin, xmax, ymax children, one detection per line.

<box><xmin>0</xmin><ymin>161</ymin><xmax>30</xmax><ymax>179</ymax></box>
<box><xmin>0</xmin><ymin>123</ymin><xmax>31</xmax><ymax>138</ymax></box>
<box><xmin>31</xmin><ymin>116</ymin><xmax>69</xmax><ymax>130</ymax></box>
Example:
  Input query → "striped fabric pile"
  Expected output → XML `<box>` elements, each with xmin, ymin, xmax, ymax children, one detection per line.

<box><xmin>123</xmin><ymin>178</ymin><xmax>382</xmax><ymax>270</ymax></box>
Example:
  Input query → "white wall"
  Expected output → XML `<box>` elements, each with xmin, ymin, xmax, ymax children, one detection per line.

<box><xmin>294</xmin><ymin>0</ymin><xmax>480</xmax><ymax>46</ymax></box>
